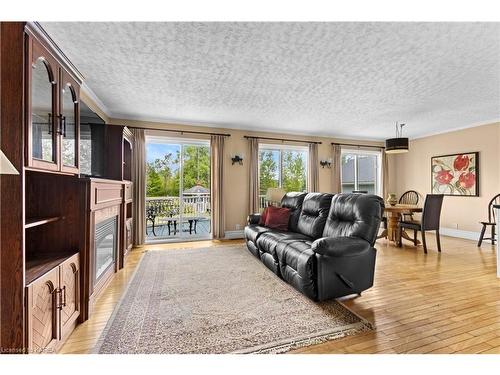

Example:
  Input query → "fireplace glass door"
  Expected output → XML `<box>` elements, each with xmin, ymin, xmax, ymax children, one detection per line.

<box><xmin>94</xmin><ymin>216</ymin><xmax>117</xmax><ymax>281</ymax></box>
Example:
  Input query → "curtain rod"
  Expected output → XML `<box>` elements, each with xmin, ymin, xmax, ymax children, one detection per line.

<box><xmin>331</xmin><ymin>142</ymin><xmax>385</xmax><ymax>149</ymax></box>
<box><xmin>92</xmin><ymin>123</ymin><xmax>231</xmax><ymax>137</ymax></box>
<box><xmin>244</xmin><ymin>135</ymin><xmax>322</xmax><ymax>145</ymax></box>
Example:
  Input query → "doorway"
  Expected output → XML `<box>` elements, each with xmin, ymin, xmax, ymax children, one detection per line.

<box><xmin>145</xmin><ymin>136</ymin><xmax>211</xmax><ymax>243</ymax></box>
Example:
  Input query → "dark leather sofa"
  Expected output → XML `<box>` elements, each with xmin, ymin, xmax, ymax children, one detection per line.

<box><xmin>244</xmin><ymin>192</ymin><xmax>384</xmax><ymax>301</ymax></box>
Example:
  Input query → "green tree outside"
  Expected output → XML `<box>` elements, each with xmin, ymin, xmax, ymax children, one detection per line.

<box><xmin>259</xmin><ymin>149</ymin><xmax>307</xmax><ymax>195</ymax></box>
<box><xmin>146</xmin><ymin>144</ymin><xmax>211</xmax><ymax>197</ymax></box>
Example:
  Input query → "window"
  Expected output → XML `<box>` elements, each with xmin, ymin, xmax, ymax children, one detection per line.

<box><xmin>258</xmin><ymin>144</ymin><xmax>308</xmax><ymax>207</ymax></box>
<box><xmin>341</xmin><ymin>149</ymin><xmax>382</xmax><ymax>195</ymax></box>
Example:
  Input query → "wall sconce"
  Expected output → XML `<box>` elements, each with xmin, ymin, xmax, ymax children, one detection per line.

<box><xmin>231</xmin><ymin>155</ymin><xmax>243</xmax><ymax>165</ymax></box>
<box><xmin>319</xmin><ymin>158</ymin><xmax>332</xmax><ymax>169</ymax></box>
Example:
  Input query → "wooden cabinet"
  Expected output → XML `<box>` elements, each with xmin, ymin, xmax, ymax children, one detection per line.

<box><xmin>26</xmin><ymin>267</ymin><xmax>59</xmax><ymax>353</ymax></box>
<box><xmin>25</xmin><ymin>31</ymin><xmax>80</xmax><ymax>175</ymax></box>
<box><xmin>59</xmin><ymin>254</ymin><xmax>80</xmax><ymax>340</ymax></box>
<box><xmin>26</xmin><ymin>253</ymin><xmax>80</xmax><ymax>353</ymax></box>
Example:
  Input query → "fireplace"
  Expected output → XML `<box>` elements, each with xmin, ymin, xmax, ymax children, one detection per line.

<box><xmin>94</xmin><ymin>216</ymin><xmax>118</xmax><ymax>282</ymax></box>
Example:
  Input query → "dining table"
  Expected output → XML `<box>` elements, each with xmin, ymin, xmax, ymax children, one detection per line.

<box><xmin>378</xmin><ymin>204</ymin><xmax>423</xmax><ymax>246</ymax></box>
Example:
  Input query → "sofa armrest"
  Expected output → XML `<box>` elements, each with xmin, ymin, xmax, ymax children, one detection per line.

<box><xmin>311</xmin><ymin>237</ymin><xmax>371</xmax><ymax>257</ymax></box>
<box><xmin>247</xmin><ymin>213</ymin><xmax>262</xmax><ymax>225</ymax></box>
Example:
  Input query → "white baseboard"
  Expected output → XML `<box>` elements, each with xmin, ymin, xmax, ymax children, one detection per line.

<box><xmin>440</xmin><ymin>227</ymin><xmax>492</xmax><ymax>242</ymax></box>
<box><xmin>224</xmin><ymin>230</ymin><xmax>244</xmax><ymax>239</ymax></box>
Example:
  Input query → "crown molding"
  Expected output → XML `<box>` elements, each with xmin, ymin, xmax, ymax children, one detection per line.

<box><xmin>80</xmin><ymin>82</ymin><xmax>112</xmax><ymax>117</ymax></box>
<box><xmin>410</xmin><ymin>118</ymin><xmax>500</xmax><ymax>141</ymax></box>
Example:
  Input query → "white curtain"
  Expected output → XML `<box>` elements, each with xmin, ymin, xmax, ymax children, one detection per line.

<box><xmin>131</xmin><ymin>128</ymin><xmax>146</xmax><ymax>246</ymax></box>
<box><xmin>308</xmin><ymin>143</ymin><xmax>319</xmax><ymax>192</ymax></box>
<box><xmin>248</xmin><ymin>137</ymin><xmax>260</xmax><ymax>215</ymax></box>
<box><xmin>332</xmin><ymin>144</ymin><xmax>342</xmax><ymax>193</ymax></box>
<box><xmin>210</xmin><ymin>135</ymin><xmax>225</xmax><ymax>239</ymax></box>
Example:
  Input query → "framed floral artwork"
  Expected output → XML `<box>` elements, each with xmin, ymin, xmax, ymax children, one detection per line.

<box><xmin>431</xmin><ymin>152</ymin><xmax>479</xmax><ymax>196</ymax></box>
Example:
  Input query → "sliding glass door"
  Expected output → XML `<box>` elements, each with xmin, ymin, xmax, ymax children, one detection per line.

<box><xmin>145</xmin><ymin>136</ymin><xmax>211</xmax><ymax>242</ymax></box>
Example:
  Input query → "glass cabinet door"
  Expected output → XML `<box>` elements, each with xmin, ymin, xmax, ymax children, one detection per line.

<box><xmin>60</xmin><ymin>72</ymin><xmax>79</xmax><ymax>173</ymax></box>
<box><xmin>31</xmin><ymin>57</ymin><xmax>56</xmax><ymax>165</ymax></box>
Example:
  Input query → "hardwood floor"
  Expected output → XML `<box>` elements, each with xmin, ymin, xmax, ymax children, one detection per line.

<box><xmin>59</xmin><ymin>235</ymin><xmax>500</xmax><ymax>354</ymax></box>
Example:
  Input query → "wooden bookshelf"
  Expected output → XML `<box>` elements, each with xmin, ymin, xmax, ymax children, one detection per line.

<box><xmin>25</xmin><ymin>252</ymin><xmax>77</xmax><ymax>285</ymax></box>
<box><xmin>25</xmin><ymin>216</ymin><xmax>61</xmax><ymax>229</ymax></box>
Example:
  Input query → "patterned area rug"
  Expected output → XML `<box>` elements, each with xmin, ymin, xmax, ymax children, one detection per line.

<box><xmin>94</xmin><ymin>246</ymin><xmax>372</xmax><ymax>354</ymax></box>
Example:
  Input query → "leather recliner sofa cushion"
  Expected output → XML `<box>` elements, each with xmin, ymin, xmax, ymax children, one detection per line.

<box><xmin>322</xmin><ymin>194</ymin><xmax>384</xmax><ymax>246</ymax></box>
<box><xmin>244</xmin><ymin>225</ymin><xmax>271</xmax><ymax>243</ymax></box>
<box><xmin>296</xmin><ymin>193</ymin><xmax>333</xmax><ymax>239</ymax></box>
<box><xmin>275</xmin><ymin>239</ymin><xmax>316</xmax><ymax>299</ymax></box>
<box><xmin>280</xmin><ymin>192</ymin><xmax>307</xmax><ymax>232</ymax></box>
<box><xmin>256</xmin><ymin>230</ymin><xmax>311</xmax><ymax>275</ymax></box>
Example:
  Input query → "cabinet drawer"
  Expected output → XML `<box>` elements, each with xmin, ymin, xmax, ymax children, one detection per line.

<box><xmin>91</xmin><ymin>182</ymin><xmax>123</xmax><ymax>210</ymax></box>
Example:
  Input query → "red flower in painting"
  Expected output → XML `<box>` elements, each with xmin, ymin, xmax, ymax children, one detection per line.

<box><xmin>435</xmin><ymin>170</ymin><xmax>453</xmax><ymax>185</ymax></box>
<box><xmin>453</xmin><ymin>155</ymin><xmax>469</xmax><ymax>171</ymax></box>
<box><xmin>459</xmin><ymin>172</ymin><xmax>476</xmax><ymax>189</ymax></box>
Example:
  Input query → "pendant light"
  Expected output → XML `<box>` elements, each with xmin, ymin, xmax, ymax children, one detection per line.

<box><xmin>385</xmin><ymin>122</ymin><xmax>409</xmax><ymax>154</ymax></box>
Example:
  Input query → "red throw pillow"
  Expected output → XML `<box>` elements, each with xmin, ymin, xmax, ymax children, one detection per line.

<box><xmin>259</xmin><ymin>207</ymin><xmax>269</xmax><ymax>225</ymax></box>
<box><xmin>264</xmin><ymin>206</ymin><xmax>291</xmax><ymax>231</ymax></box>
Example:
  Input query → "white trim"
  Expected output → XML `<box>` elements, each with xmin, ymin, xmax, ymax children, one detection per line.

<box><xmin>411</xmin><ymin>118</ymin><xmax>500</xmax><ymax>141</ymax></box>
<box><xmin>439</xmin><ymin>227</ymin><xmax>492</xmax><ymax>242</ymax></box>
<box><xmin>81</xmin><ymin>82</ymin><xmax>112</xmax><ymax>117</ymax></box>
<box><xmin>145</xmin><ymin>132</ymin><xmax>210</xmax><ymax>145</ymax></box>
<box><xmin>224</xmin><ymin>230</ymin><xmax>244</xmax><ymax>239</ymax></box>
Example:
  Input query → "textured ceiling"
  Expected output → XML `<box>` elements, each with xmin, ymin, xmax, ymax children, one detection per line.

<box><xmin>41</xmin><ymin>22</ymin><xmax>500</xmax><ymax>140</ymax></box>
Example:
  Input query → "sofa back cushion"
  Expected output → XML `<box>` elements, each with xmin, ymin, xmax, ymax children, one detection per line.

<box><xmin>264</xmin><ymin>206</ymin><xmax>291</xmax><ymax>231</ymax></box>
<box><xmin>296</xmin><ymin>193</ymin><xmax>334</xmax><ymax>239</ymax></box>
<box><xmin>280</xmin><ymin>192</ymin><xmax>307</xmax><ymax>232</ymax></box>
<box><xmin>322</xmin><ymin>193</ymin><xmax>384</xmax><ymax>246</ymax></box>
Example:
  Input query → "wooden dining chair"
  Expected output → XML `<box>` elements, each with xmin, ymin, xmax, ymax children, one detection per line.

<box><xmin>399</xmin><ymin>190</ymin><xmax>420</xmax><ymax>221</ymax></box>
<box><xmin>477</xmin><ymin>193</ymin><xmax>500</xmax><ymax>247</ymax></box>
<box><xmin>381</xmin><ymin>190</ymin><xmax>420</xmax><ymax>234</ymax></box>
<box><xmin>398</xmin><ymin>194</ymin><xmax>444</xmax><ymax>253</ymax></box>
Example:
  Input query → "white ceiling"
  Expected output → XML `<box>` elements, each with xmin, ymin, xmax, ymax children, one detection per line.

<box><xmin>41</xmin><ymin>22</ymin><xmax>500</xmax><ymax>140</ymax></box>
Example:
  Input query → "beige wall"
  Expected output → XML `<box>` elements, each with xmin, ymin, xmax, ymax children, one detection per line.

<box><xmin>107</xmin><ymin>117</ymin><xmax>392</xmax><ymax>234</ymax></box>
<box><xmin>393</xmin><ymin>122</ymin><xmax>500</xmax><ymax>234</ymax></box>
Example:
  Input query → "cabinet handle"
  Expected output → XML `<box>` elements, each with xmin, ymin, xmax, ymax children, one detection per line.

<box><xmin>56</xmin><ymin>115</ymin><xmax>66</xmax><ymax>136</ymax></box>
<box><xmin>61</xmin><ymin>285</ymin><xmax>66</xmax><ymax>307</ymax></box>
<box><xmin>47</xmin><ymin>113</ymin><xmax>52</xmax><ymax>134</ymax></box>
<box><xmin>56</xmin><ymin>114</ymin><xmax>63</xmax><ymax>135</ymax></box>
<box><xmin>62</xmin><ymin>116</ymin><xmax>67</xmax><ymax>137</ymax></box>
<box><xmin>56</xmin><ymin>288</ymin><xmax>63</xmax><ymax>310</ymax></box>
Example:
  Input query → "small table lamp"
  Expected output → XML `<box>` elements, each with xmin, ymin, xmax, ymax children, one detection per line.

<box><xmin>0</xmin><ymin>150</ymin><xmax>19</xmax><ymax>175</ymax></box>
<box><xmin>266</xmin><ymin>187</ymin><xmax>286</xmax><ymax>207</ymax></box>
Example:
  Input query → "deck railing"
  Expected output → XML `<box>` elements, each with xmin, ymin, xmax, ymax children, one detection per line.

<box><xmin>146</xmin><ymin>194</ymin><xmax>211</xmax><ymax>219</ymax></box>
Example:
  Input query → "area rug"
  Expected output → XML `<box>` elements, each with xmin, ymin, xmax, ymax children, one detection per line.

<box><xmin>94</xmin><ymin>246</ymin><xmax>372</xmax><ymax>354</ymax></box>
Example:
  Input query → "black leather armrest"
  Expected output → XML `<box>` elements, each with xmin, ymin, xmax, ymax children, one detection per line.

<box><xmin>247</xmin><ymin>213</ymin><xmax>262</xmax><ymax>225</ymax></box>
<box><xmin>311</xmin><ymin>237</ymin><xmax>371</xmax><ymax>257</ymax></box>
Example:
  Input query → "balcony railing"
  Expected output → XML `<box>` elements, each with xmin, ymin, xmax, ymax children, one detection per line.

<box><xmin>259</xmin><ymin>195</ymin><xmax>267</xmax><ymax>210</ymax></box>
<box><xmin>146</xmin><ymin>194</ymin><xmax>211</xmax><ymax>220</ymax></box>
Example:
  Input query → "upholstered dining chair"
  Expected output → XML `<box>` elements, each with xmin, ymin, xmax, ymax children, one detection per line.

<box><xmin>398</xmin><ymin>194</ymin><xmax>444</xmax><ymax>253</ymax></box>
<box><xmin>477</xmin><ymin>193</ymin><xmax>500</xmax><ymax>247</ymax></box>
<box><xmin>381</xmin><ymin>190</ymin><xmax>420</xmax><ymax>235</ymax></box>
